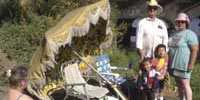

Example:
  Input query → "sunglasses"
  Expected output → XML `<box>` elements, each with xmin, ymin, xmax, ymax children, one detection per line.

<box><xmin>148</xmin><ymin>6</ymin><xmax>158</xmax><ymax>10</ymax></box>
<box><xmin>176</xmin><ymin>20</ymin><xmax>186</xmax><ymax>24</ymax></box>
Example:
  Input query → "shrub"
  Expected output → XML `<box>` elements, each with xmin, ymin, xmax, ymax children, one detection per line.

<box><xmin>0</xmin><ymin>15</ymin><xmax>56</xmax><ymax>64</ymax></box>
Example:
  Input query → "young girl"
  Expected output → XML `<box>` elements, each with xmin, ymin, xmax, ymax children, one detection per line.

<box><xmin>7</xmin><ymin>65</ymin><xmax>33</xmax><ymax>100</ymax></box>
<box><xmin>137</xmin><ymin>58</ymin><xmax>160</xmax><ymax>100</ymax></box>
<box><xmin>152</xmin><ymin>44</ymin><xmax>168</xmax><ymax>100</ymax></box>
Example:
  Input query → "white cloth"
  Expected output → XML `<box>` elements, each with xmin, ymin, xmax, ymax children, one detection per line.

<box><xmin>149</xmin><ymin>69</ymin><xmax>160</xmax><ymax>78</ymax></box>
<box><xmin>74</xmin><ymin>84</ymin><xmax>109</xmax><ymax>98</ymax></box>
<box><xmin>136</xmin><ymin>17</ymin><xmax>168</xmax><ymax>58</ymax></box>
<box><xmin>63</xmin><ymin>63</ymin><xmax>108</xmax><ymax>98</ymax></box>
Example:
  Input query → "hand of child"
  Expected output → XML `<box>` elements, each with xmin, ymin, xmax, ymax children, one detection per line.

<box><xmin>157</xmin><ymin>75</ymin><xmax>164</xmax><ymax>80</ymax></box>
<box><xmin>148</xmin><ymin>84</ymin><xmax>152</xmax><ymax>88</ymax></box>
<box><xmin>140</xmin><ymin>86</ymin><xmax>144</xmax><ymax>90</ymax></box>
<box><xmin>139</xmin><ymin>70</ymin><xmax>142</xmax><ymax>75</ymax></box>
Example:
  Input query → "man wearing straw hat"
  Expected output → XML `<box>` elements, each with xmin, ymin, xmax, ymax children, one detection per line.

<box><xmin>136</xmin><ymin>0</ymin><xmax>168</xmax><ymax>61</ymax></box>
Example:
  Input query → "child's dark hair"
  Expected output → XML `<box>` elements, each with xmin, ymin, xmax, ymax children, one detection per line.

<box><xmin>139</xmin><ymin>57</ymin><xmax>152</xmax><ymax>71</ymax></box>
<box><xmin>154</xmin><ymin>44</ymin><xmax>166</xmax><ymax>57</ymax></box>
<box><xmin>8</xmin><ymin>65</ymin><xmax>28</xmax><ymax>88</ymax></box>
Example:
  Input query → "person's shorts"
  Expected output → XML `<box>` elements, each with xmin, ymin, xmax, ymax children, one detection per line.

<box><xmin>170</xmin><ymin>69</ymin><xmax>191</xmax><ymax>79</ymax></box>
<box><xmin>159</xmin><ymin>80</ymin><xmax>165</xmax><ymax>90</ymax></box>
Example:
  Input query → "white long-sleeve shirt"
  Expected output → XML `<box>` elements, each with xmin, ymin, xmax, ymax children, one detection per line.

<box><xmin>136</xmin><ymin>17</ymin><xmax>168</xmax><ymax>58</ymax></box>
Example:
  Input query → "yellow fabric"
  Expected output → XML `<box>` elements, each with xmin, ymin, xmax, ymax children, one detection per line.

<box><xmin>46</xmin><ymin>0</ymin><xmax>109</xmax><ymax>43</ymax></box>
<box><xmin>157</xmin><ymin>58</ymin><xmax>165</xmax><ymax>71</ymax></box>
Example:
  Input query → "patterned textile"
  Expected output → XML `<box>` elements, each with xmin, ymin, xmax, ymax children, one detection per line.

<box><xmin>96</xmin><ymin>55</ymin><xmax>126</xmax><ymax>85</ymax></box>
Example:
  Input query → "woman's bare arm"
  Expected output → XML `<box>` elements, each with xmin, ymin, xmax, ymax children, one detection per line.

<box><xmin>188</xmin><ymin>44</ymin><xmax>199</xmax><ymax>70</ymax></box>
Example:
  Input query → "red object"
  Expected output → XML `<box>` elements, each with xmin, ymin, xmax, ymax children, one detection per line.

<box><xmin>147</xmin><ymin>73</ymin><xmax>155</xmax><ymax>88</ymax></box>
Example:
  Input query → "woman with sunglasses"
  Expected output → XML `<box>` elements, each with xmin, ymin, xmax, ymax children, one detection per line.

<box><xmin>168</xmin><ymin>13</ymin><xmax>199</xmax><ymax>100</ymax></box>
<box><xmin>136</xmin><ymin>0</ymin><xmax>168</xmax><ymax>62</ymax></box>
<box><xmin>7</xmin><ymin>65</ymin><xmax>33</xmax><ymax>100</ymax></box>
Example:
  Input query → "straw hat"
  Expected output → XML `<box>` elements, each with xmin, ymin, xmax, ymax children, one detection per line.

<box><xmin>175</xmin><ymin>13</ymin><xmax>190</xmax><ymax>24</ymax></box>
<box><xmin>147</xmin><ymin>0</ymin><xmax>163</xmax><ymax>12</ymax></box>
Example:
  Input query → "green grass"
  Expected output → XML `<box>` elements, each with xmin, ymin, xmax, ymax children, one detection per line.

<box><xmin>104</xmin><ymin>48</ymin><xmax>140</xmax><ymax>77</ymax></box>
<box><xmin>191</xmin><ymin>63</ymin><xmax>200</xmax><ymax>100</ymax></box>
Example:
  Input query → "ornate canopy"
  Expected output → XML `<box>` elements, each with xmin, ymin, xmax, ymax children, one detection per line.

<box><xmin>27</xmin><ymin>0</ymin><xmax>112</xmax><ymax>99</ymax></box>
